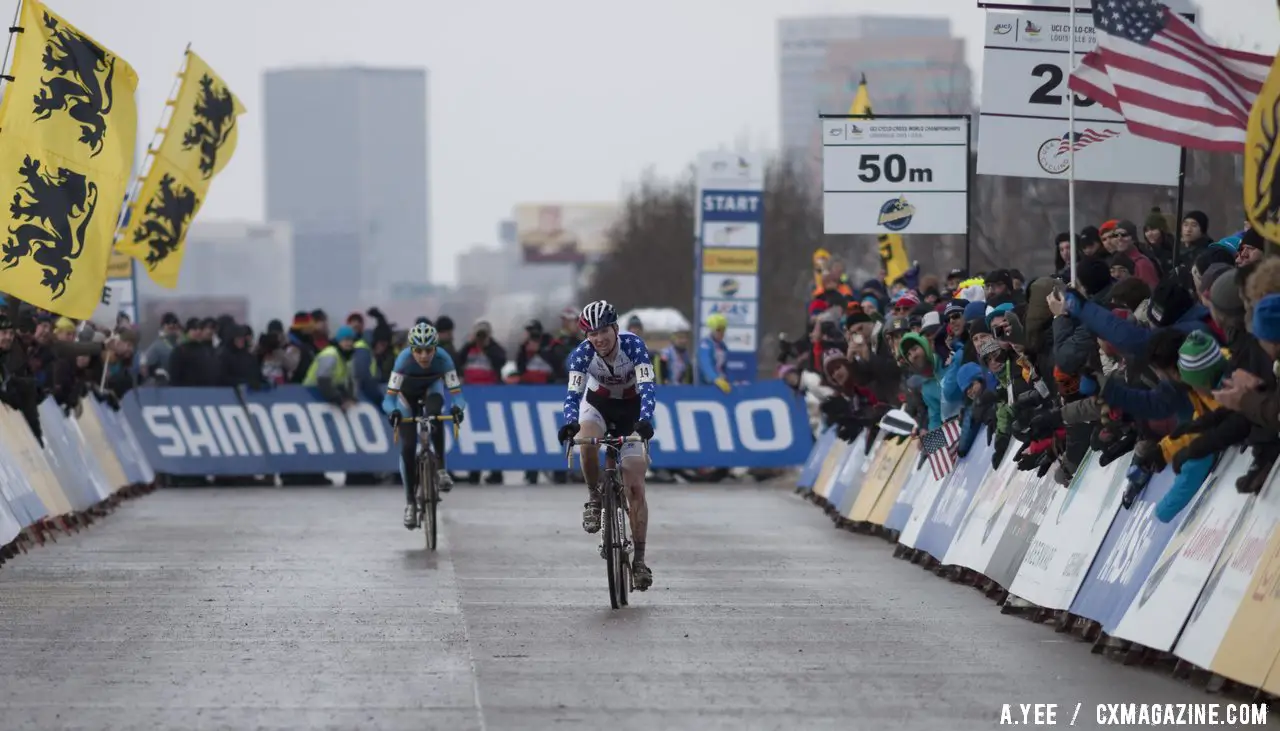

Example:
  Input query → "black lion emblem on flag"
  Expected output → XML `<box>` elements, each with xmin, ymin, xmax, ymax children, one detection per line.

<box><xmin>181</xmin><ymin>74</ymin><xmax>238</xmax><ymax>178</ymax></box>
<box><xmin>32</xmin><ymin>11</ymin><xmax>118</xmax><ymax>157</ymax></box>
<box><xmin>132</xmin><ymin>173</ymin><xmax>199</xmax><ymax>269</ymax></box>
<box><xmin>2</xmin><ymin>155</ymin><xmax>98</xmax><ymax>299</ymax></box>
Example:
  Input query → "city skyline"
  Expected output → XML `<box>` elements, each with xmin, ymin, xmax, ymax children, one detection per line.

<box><xmin>43</xmin><ymin>0</ymin><xmax>1280</xmax><ymax>286</ymax></box>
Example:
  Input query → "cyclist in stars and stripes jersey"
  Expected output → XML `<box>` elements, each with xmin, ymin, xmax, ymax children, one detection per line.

<box><xmin>556</xmin><ymin>300</ymin><xmax>657</xmax><ymax>591</ymax></box>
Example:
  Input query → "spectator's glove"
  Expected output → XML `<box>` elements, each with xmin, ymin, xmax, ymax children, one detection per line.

<box><xmin>389</xmin><ymin>411</ymin><xmax>402</xmax><ymax>429</ymax></box>
<box><xmin>1037</xmin><ymin>451</ymin><xmax>1057</xmax><ymax>478</ymax></box>
<box><xmin>1029</xmin><ymin>409</ymin><xmax>1064</xmax><ymax>440</ymax></box>
<box><xmin>820</xmin><ymin>395</ymin><xmax>851</xmax><ymax>423</ymax></box>
<box><xmin>714</xmin><ymin>377</ymin><xmax>731</xmax><ymax>394</ymax></box>
<box><xmin>1122</xmin><ymin>465</ymin><xmax>1152</xmax><ymax>509</ymax></box>
<box><xmin>558</xmin><ymin>422</ymin><xmax>581</xmax><ymax>445</ymax></box>
<box><xmin>1098</xmin><ymin>430</ymin><xmax>1138</xmax><ymax>466</ymax></box>
<box><xmin>634</xmin><ymin>419</ymin><xmax>654</xmax><ymax>441</ymax></box>
<box><xmin>992</xmin><ymin>433</ymin><xmax>1012</xmax><ymax>469</ymax></box>
<box><xmin>451</xmin><ymin>405</ymin><xmax>465</xmax><ymax>426</ymax></box>
<box><xmin>835</xmin><ymin>417</ymin><xmax>860</xmax><ymax>443</ymax></box>
<box><xmin>1133</xmin><ymin>439</ymin><xmax>1167</xmax><ymax>473</ymax></box>
<box><xmin>1079</xmin><ymin>375</ymin><xmax>1098</xmax><ymax>396</ymax></box>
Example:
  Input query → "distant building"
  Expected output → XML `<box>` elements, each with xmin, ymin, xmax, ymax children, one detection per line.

<box><xmin>264</xmin><ymin>67</ymin><xmax>429</xmax><ymax>316</ymax></box>
<box><xmin>778</xmin><ymin>15</ymin><xmax>973</xmax><ymax>156</ymax></box>
<box><xmin>134</xmin><ymin>220</ymin><xmax>294</xmax><ymax>331</ymax></box>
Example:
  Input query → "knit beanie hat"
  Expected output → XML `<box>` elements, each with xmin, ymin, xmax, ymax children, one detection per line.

<box><xmin>1078</xmin><ymin>259</ymin><xmax>1113</xmax><ymax>296</ymax></box>
<box><xmin>1209</xmin><ymin>270</ymin><xmax>1246</xmax><ymax>318</ymax></box>
<box><xmin>1109</xmin><ymin>277</ymin><xmax>1152</xmax><ymax>311</ymax></box>
<box><xmin>1198</xmin><ymin>262</ymin><xmax>1232</xmax><ymax>297</ymax></box>
<box><xmin>979</xmin><ymin>338</ymin><xmax>1004</xmax><ymax>361</ymax></box>
<box><xmin>984</xmin><ymin>302</ymin><xmax>1015</xmax><ymax>326</ymax></box>
<box><xmin>1178</xmin><ymin>331</ymin><xmax>1226</xmax><ymax>389</ymax></box>
<box><xmin>1252</xmin><ymin>294</ymin><xmax>1280</xmax><ymax>343</ymax></box>
<box><xmin>963</xmin><ymin>300</ymin><xmax>988</xmax><ymax>322</ymax></box>
<box><xmin>1108</xmin><ymin>253</ymin><xmax>1136</xmax><ymax>274</ymax></box>
<box><xmin>1148</xmin><ymin>278</ymin><xmax>1195</xmax><ymax>327</ymax></box>
<box><xmin>1144</xmin><ymin>207</ymin><xmax>1168</xmax><ymax>231</ymax></box>
<box><xmin>1183</xmin><ymin>210</ymin><xmax>1209</xmax><ymax>235</ymax></box>
<box><xmin>943</xmin><ymin>299</ymin><xmax>968</xmax><ymax>319</ymax></box>
<box><xmin>1116</xmin><ymin>220</ymin><xmax>1140</xmax><ymax>240</ymax></box>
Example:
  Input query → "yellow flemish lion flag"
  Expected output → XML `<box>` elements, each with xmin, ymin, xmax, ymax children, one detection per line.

<box><xmin>1244</xmin><ymin>48</ymin><xmax>1280</xmax><ymax>246</ymax></box>
<box><xmin>0</xmin><ymin>0</ymin><xmax>137</xmax><ymax>318</ymax></box>
<box><xmin>878</xmin><ymin>233</ymin><xmax>909</xmax><ymax>285</ymax></box>
<box><xmin>116</xmin><ymin>50</ymin><xmax>244</xmax><ymax>288</ymax></box>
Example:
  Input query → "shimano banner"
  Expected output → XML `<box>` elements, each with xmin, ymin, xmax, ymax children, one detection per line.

<box><xmin>122</xmin><ymin>382</ymin><xmax>814</xmax><ymax>476</ymax></box>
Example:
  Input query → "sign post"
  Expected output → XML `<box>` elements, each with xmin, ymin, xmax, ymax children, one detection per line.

<box><xmin>693</xmin><ymin>152</ymin><xmax>764</xmax><ymax>384</ymax></box>
<box><xmin>821</xmin><ymin>115</ymin><xmax>971</xmax><ymax>265</ymax></box>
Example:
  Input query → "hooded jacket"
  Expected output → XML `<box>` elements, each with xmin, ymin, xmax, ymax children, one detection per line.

<box><xmin>899</xmin><ymin>332</ymin><xmax>943</xmax><ymax>430</ymax></box>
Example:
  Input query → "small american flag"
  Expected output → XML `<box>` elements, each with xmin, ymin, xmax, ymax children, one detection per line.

<box><xmin>1057</xmin><ymin>128</ymin><xmax>1121</xmax><ymax>155</ymax></box>
<box><xmin>1068</xmin><ymin>0</ymin><xmax>1273</xmax><ymax>153</ymax></box>
<box><xmin>921</xmin><ymin>419</ymin><xmax>963</xmax><ymax>481</ymax></box>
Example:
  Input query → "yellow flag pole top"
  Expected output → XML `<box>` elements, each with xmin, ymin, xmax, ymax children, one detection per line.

<box><xmin>812</xmin><ymin>248</ymin><xmax>831</xmax><ymax>291</ymax></box>
<box><xmin>115</xmin><ymin>46</ymin><xmax>246</xmax><ymax>289</ymax></box>
<box><xmin>849</xmin><ymin>73</ymin><xmax>873</xmax><ymax>117</ymax></box>
<box><xmin>0</xmin><ymin>0</ymin><xmax>138</xmax><ymax>319</ymax></box>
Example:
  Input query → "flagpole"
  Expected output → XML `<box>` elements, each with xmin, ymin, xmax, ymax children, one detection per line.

<box><xmin>114</xmin><ymin>42</ymin><xmax>191</xmax><ymax>242</ymax></box>
<box><xmin>1067</xmin><ymin>2</ymin><xmax>1077</xmax><ymax>287</ymax></box>
<box><xmin>0</xmin><ymin>0</ymin><xmax>22</xmax><ymax>106</ymax></box>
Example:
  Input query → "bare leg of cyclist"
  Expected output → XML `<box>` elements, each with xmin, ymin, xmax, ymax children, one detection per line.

<box><xmin>622</xmin><ymin>456</ymin><xmax>652</xmax><ymax>590</ymax></box>
<box><xmin>577</xmin><ymin>420</ymin><xmax>604</xmax><ymax>533</ymax></box>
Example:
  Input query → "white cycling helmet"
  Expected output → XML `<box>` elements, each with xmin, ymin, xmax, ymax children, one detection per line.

<box><xmin>408</xmin><ymin>322</ymin><xmax>438</xmax><ymax>348</ymax></box>
<box><xmin>579</xmin><ymin>300</ymin><xmax>618</xmax><ymax>332</ymax></box>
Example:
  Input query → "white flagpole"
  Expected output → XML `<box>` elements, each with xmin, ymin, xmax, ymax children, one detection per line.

<box><xmin>1068</xmin><ymin>2</ymin><xmax>1077</xmax><ymax>286</ymax></box>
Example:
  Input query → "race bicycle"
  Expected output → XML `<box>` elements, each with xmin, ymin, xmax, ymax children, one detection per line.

<box><xmin>394</xmin><ymin>413</ymin><xmax>460</xmax><ymax>551</ymax></box>
<box><xmin>566</xmin><ymin>434</ymin><xmax>648</xmax><ymax>609</ymax></box>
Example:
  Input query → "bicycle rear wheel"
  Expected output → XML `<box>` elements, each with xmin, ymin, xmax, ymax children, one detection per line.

<box><xmin>602</xmin><ymin>475</ymin><xmax>620</xmax><ymax>609</ymax></box>
<box><xmin>418</xmin><ymin>453</ymin><xmax>437</xmax><ymax>551</ymax></box>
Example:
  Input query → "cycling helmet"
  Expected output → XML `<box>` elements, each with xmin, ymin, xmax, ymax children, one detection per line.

<box><xmin>706</xmin><ymin>313</ymin><xmax>729</xmax><ymax>331</ymax></box>
<box><xmin>408</xmin><ymin>322</ymin><xmax>438</xmax><ymax>348</ymax></box>
<box><xmin>579</xmin><ymin>300</ymin><xmax>618</xmax><ymax>332</ymax></box>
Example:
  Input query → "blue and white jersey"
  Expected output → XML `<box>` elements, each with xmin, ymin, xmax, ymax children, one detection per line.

<box><xmin>563</xmin><ymin>332</ymin><xmax>656</xmax><ymax>423</ymax></box>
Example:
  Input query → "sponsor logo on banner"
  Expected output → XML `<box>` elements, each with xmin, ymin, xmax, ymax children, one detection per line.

<box><xmin>702</xmin><ymin>221</ymin><xmax>760</xmax><ymax>248</ymax></box>
<box><xmin>122</xmin><ymin>383</ymin><xmax>812</xmax><ymax>474</ymax></box>
<box><xmin>700</xmin><ymin>273</ymin><xmax>759</xmax><ymax>299</ymax></box>
<box><xmin>702</xmin><ymin>248</ymin><xmax>758</xmax><ymax>274</ymax></box>
<box><xmin>877</xmin><ymin>195</ymin><xmax>916</xmax><ymax>232</ymax></box>
<box><xmin>1023</xmin><ymin>20</ymin><xmax>1043</xmax><ymax>41</ymax></box>
<box><xmin>993</xmin><ymin>22</ymin><xmax>1012</xmax><ymax>35</ymax></box>
<box><xmin>700</xmin><ymin>299</ymin><xmax>758</xmax><ymax>327</ymax></box>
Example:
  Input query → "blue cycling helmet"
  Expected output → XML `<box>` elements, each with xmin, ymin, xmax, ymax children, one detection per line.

<box><xmin>408</xmin><ymin>322</ymin><xmax>438</xmax><ymax>348</ymax></box>
<box><xmin>579</xmin><ymin>300</ymin><xmax>617</xmax><ymax>332</ymax></box>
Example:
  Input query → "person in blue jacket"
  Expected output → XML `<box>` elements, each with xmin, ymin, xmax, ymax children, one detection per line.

<box><xmin>699</xmin><ymin>313</ymin><xmax>731</xmax><ymax>392</ymax></box>
<box><xmin>1058</xmin><ymin>278</ymin><xmax>1219</xmax><ymax>361</ymax></box>
<box><xmin>382</xmin><ymin>322</ymin><xmax>467</xmax><ymax>530</ymax></box>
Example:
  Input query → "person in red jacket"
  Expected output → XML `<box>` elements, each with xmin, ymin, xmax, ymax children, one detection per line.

<box><xmin>459</xmin><ymin>321</ymin><xmax>507</xmax><ymax>484</ymax></box>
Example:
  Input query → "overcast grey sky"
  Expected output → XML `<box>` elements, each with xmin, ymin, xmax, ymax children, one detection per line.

<box><xmin>42</xmin><ymin>0</ymin><xmax>1280</xmax><ymax>284</ymax></box>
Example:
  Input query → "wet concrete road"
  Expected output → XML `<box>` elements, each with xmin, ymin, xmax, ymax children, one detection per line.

<box><xmin>0</xmin><ymin>482</ymin><xmax>1246</xmax><ymax>730</ymax></box>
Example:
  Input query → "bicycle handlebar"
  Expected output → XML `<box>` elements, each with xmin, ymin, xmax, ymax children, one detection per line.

<box><xmin>392</xmin><ymin>413</ymin><xmax>460</xmax><ymax>442</ymax></box>
<box><xmin>564</xmin><ymin>434</ymin><xmax>650</xmax><ymax>469</ymax></box>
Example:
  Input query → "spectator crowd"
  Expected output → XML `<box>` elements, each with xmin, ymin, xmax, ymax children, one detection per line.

<box><xmin>783</xmin><ymin>207</ymin><xmax>1275</xmax><ymax>525</ymax></box>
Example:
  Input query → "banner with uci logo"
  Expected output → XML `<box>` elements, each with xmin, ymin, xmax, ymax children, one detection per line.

<box><xmin>121</xmin><ymin>382</ymin><xmax>814</xmax><ymax>476</ymax></box>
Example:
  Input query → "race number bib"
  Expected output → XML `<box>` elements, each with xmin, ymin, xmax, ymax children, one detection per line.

<box><xmin>387</xmin><ymin>372</ymin><xmax>404</xmax><ymax>391</ymax></box>
<box><xmin>568</xmin><ymin>372</ymin><xmax>586</xmax><ymax>391</ymax></box>
<box><xmin>444</xmin><ymin>370</ymin><xmax>461</xmax><ymax>389</ymax></box>
<box><xmin>634</xmin><ymin>363</ymin><xmax>655</xmax><ymax>384</ymax></box>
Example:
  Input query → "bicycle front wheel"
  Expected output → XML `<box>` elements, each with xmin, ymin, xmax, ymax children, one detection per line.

<box><xmin>418</xmin><ymin>454</ymin><xmax>437</xmax><ymax>551</ymax></box>
<box><xmin>602</xmin><ymin>478</ymin><xmax>620</xmax><ymax>609</ymax></box>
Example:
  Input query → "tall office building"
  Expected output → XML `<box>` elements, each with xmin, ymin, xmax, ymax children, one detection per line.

<box><xmin>778</xmin><ymin>16</ymin><xmax>971</xmax><ymax>155</ymax></box>
<box><xmin>264</xmin><ymin>67</ymin><xmax>429</xmax><ymax>317</ymax></box>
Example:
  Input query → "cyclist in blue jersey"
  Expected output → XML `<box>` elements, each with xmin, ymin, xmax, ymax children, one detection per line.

<box><xmin>383</xmin><ymin>322</ymin><xmax>467</xmax><ymax>530</ymax></box>
<box><xmin>556</xmin><ymin>300</ymin><xmax>657</xmax><ymax>590</ymax></box>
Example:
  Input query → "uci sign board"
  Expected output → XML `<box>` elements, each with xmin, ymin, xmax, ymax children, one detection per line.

<box><xmin>821</xmin><ymin>116</ymin><xmax>970</xmax><ymax>235</ymax></box>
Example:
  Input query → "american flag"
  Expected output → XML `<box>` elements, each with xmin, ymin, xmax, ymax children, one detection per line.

<box><xmin>1057</xmin><ymin>128</ymin><xmax>1121</xmax><ymax>155</ymax></box>
<box><xmin>920</xmin><ymin>419</ymin><xmax>962</xmax><ymax>482</ymax></box>
<box><xmin>1068</xmin><ymin>0</ymin><xmax>1273</xmax><ymax>153</ymax></box>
